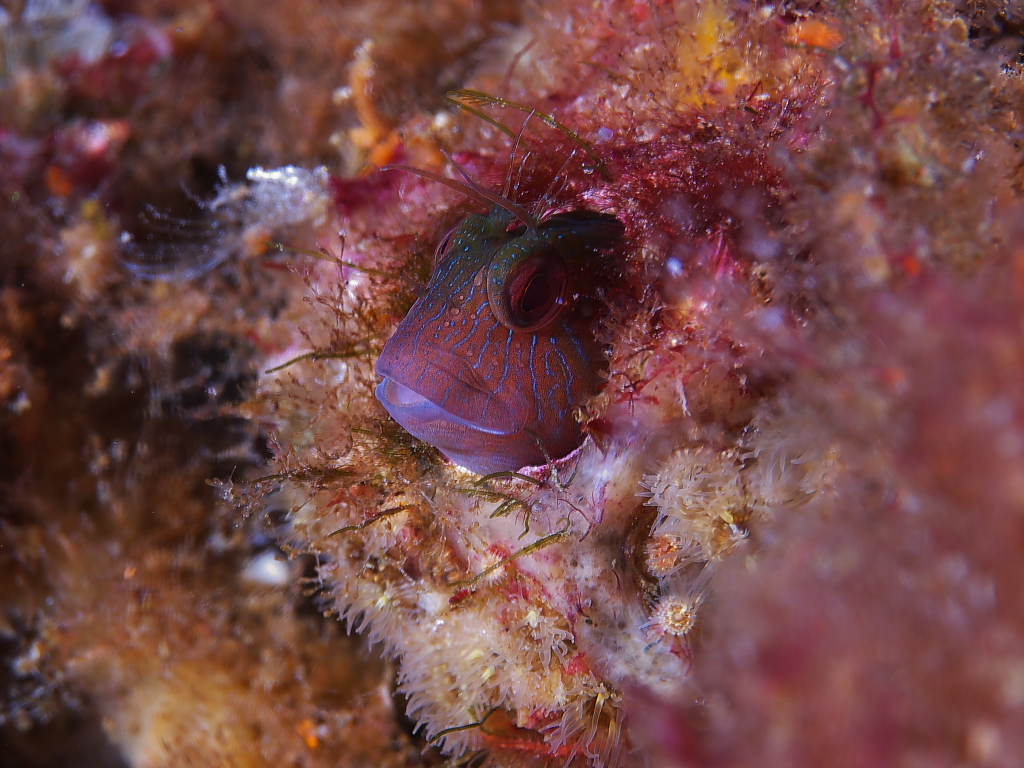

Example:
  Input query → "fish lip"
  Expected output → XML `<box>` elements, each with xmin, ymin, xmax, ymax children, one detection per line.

<box><xmin>375</xmin><ymin>377</ymin><xmax>515</xmax><ymax>436</ymax></box>
<box><xmin>375</xmin><ymin>340</ymin><xmax>526</xmax><ymax>436</ymax></box>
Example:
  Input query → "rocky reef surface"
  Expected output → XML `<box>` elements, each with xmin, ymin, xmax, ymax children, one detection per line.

<box><xmin>2</xmin><ymin>1</ymin><xmax>1024</xmax><ymax>767</ymax></box>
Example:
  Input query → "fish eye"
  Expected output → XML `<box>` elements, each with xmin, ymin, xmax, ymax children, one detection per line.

<box><xmin>489</xmin><ymin>248</ymin><xmax>568</xmax><ymax>331</ymax></box>
<box><xmin>433</xmin><ymin>224</ymin><xmax>461</xmax><ymax>264</ymax></box>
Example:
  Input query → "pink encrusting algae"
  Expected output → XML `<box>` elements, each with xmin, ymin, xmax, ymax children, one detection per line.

<box><xmin>2</xmin><ymin>1</ymin><xmax>1024</xmax><ymax>767</ymax></box>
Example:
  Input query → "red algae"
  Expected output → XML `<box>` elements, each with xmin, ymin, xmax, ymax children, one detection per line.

<box><xmin>3</xmin><ymin>0</ymin><xmax>1024</xmax><ymax>767</ymax></box>
<box><xmin>685</xmin><ymin>275</ymin><xmax>1024</xmax><ymax>768</ymax></box>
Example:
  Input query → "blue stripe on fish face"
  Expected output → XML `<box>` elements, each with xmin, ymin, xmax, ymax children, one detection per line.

<box><xmin>376</xmin><ymin>208</ymin><xmax>622</xmax><ymax>474</ymax></box>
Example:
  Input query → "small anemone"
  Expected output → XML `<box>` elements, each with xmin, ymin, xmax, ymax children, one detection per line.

<box><xmin>545</xmin><ymin>683</ymin><xmax>627</xmax><ymax>768</ymax></box>
<box><xmin>335</xmin><ymin>576</ymin><xmax>420</xmax><ymax>649</ymax></box>
<box><xmin>506</xmin><ymin>598</ymin><xmax>574</xmax><ymax>671</ymax></box>
<box><xmin>639</xmin><ymin>446</ymin><xmax>753</xmax><ymax>565</ymax></box>
<box><xmin>639</xmin><ymin>411</ymin><xmax>834</xmax><ymax>574</ymax></box>
<box><xmin>641</xmin><ymin>565</ymin><xmax>714</xmax><ymax>656</ymax></box>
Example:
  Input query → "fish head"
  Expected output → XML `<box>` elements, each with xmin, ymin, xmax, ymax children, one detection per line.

<box><xmin>376</xmin><ymin>208</ymin><xmax>622</xmax><ymax>474</ymax></box>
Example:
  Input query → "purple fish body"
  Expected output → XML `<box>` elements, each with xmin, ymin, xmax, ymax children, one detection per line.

<box><xmin>376</xmin><ymin>207</ymin><xmax>622</xmax><ymax>474</ymax></box>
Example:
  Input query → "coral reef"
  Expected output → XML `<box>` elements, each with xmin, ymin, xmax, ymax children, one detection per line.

<box><xmin>2</xmin><ymin>0</ymin><xmax>1024</xmax><ymax>767</ymax></box>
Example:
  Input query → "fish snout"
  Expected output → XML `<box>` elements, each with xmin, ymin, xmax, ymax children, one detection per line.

<box><xmin>375</xmin><ymin>340</ymin><xmax>528</xmax><ymax>437</ymax></box>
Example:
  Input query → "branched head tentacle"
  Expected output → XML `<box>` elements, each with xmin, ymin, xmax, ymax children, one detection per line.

<box><xmin>444</xmin><ymin>93</ymin><xmax>517</xmax><ymax>139</ymax></box>
<box><xmin>503</xmin><ymin>110</ymin><xmax>536</xmax><ymax>200</ymax></box>
<box><xmin>448</xmin><ymin>89</ymin><xmax>612</xmax><ymax>181</ymax></box>
<box><xmin>540</xmin><ymin>150</ymin><xmax>580</xmax><ymax>213</ymax></box>
<box><xmin>384</xmin><ymin>162</ymin><xmax>539</xmax><ymax>235</ymax></box>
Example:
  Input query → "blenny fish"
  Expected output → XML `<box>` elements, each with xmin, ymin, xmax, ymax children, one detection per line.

<box><xmin>375</xmin><ymin>163</ymin><xmax>621</xmax><ymax>474</ymax></box>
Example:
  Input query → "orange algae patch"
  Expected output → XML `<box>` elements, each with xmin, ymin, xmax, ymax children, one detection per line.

<box><xmin>348</xmin><ymin>40</ymin><xmax>403</xmax><ymax>173</ymax></box>
<box><xmin>298</xmin><ymin>718</ymin><xmax>321</xmax><ymax>749</ymax></box>
<box><xmin>785</xmin><ymin>20</ymin><xmax>844</xmax><ymax>50</ymax></box>
<box><xmin>45</xmin><ymin>166</ymin><xmax>73</xmax><ymax>197</ymax></box>
<box><xmin>671</xmin><ymin>0</ymin><xmax>745</xmax><ymax>107</ymax></box>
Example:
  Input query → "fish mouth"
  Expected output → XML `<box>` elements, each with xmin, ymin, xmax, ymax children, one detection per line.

<box><xmin>375</xmin><ymin>378</ymin><xmax>516</xmax><ymax>437</ymax></box>
<box><xmin>377</xmin><ymin>375</ymin><xmax>545</xmax><ymax>474</ymax></box>
<box><xmin>375</xmin><ymin>341</ymin><xmax>527</xmax><ymax>437</ymax></box>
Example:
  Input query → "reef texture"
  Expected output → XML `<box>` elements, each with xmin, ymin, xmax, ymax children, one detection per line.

<box><xmin>2</xmin><ymin>0</ymin><xmax>1024</xmax><ymax>767</ymax></box>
